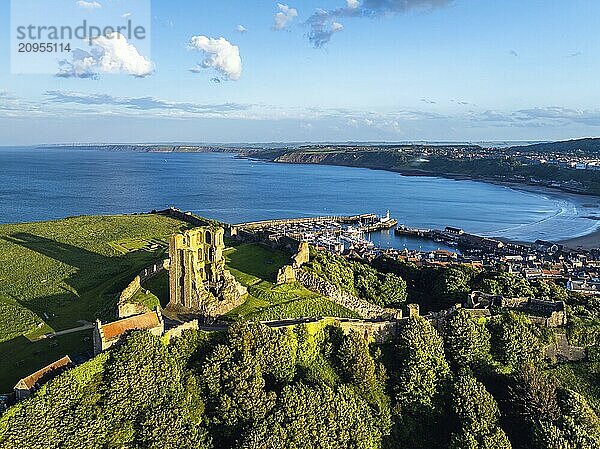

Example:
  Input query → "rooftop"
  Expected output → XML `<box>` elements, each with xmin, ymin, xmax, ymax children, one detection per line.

<box><xmin>15</xmin><ymin>355</ymin><xmax>72</xmax><ymax>391</ymax></box>
<box><xmin>102</xmin><ymin>311</ymin><xmax>161</xmax><ymax>342</ymax></box>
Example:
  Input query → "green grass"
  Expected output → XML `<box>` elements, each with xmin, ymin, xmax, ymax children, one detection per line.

<box><xmin>0</xmin><ymin>214</ymin><xmax>189</xmax><ymax>391</ymax></box>
<box><xmin>142</xmin><ymin>271</ymin><xmax>170</xmax><ymax>308</ymax></box>
<box><xmin>548</xmin><ymin>361</ymin><xmax>600</xmax><ymax>413</ymax></box>
<box><xmin>224</xmin><ymin>243</ymin><xmax>290</xmax><ymax>284</ymax></box>
<box><xmin>0</xmin><ymin>330</ymin><xmax>93</xmax><ymax>393</ymax></box>
<box><xmin>224</xmin><ymin>244</ymin><xmax>361</xmax><ymax>321</ymax></box>
<box><xmin>129</xmin><ymin>289</ymin><xmax>161</xmax><ymax>311</ymax></box>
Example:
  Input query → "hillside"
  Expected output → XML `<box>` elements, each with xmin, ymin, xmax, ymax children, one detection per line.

<box><xmin>510</xmin><ymin>138</ymin><xmax>600</xmax><ymax>155</ymax></box>
<box><xmin>0</xmin><ymin>214</ymin><xmax>190</xmax><ymax>391</ymax></box>
<box><xmin>1</xmin><ymin>316</ymin><xmax>599</xmax><ymax>449</ymax></box>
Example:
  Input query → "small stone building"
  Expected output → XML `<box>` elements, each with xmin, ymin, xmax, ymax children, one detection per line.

<box><xmin>93</xmin><ymin>310</ymin><xmax>164</xmax><ymax>355</ymax></box>
<box><xmin>14</xmin><ymin>355</ymin><xmax>72</xmax><ymax>401</ymax></box>
<box><xmin>467</xmin><ymin>291</ymin><xmax>567</xmax><ymax>328</ymax></box>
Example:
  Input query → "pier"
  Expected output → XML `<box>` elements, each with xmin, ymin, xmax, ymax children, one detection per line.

<box><xmin>233</xmin><ymin>212</ymin><xmax>397</xmax><ymax>254</ymax></box>
<box><xmin>394</xmin><ymin>225</ymin><xmax>433</xmax><ymax>238</ymax></box>
<box><xmin>235</xmin><ymin>213</ymin><xmax>379</xmax><ymax>230</ymax></box>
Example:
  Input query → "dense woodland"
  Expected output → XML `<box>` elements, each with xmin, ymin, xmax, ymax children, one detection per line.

<box><xmin>303</xmin><ymin>248</ymin><xmax>407</xmax><ymax>307</ymax></box>
<box><xmin>1</xmin><ymin>311</ymin><xmax>599</xmax><ymax>449</ymax></box>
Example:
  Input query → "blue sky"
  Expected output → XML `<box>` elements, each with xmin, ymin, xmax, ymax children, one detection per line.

<box><xmin>1</xmin><ymin>0</ymin><xmax>599</xmax><ymax>144</ymax></box>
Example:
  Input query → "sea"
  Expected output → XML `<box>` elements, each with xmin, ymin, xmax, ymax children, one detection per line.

<box><xmin>1</xmin><ymin>147</ymin><xmax>599</xmax><ymax>251</ymax></box>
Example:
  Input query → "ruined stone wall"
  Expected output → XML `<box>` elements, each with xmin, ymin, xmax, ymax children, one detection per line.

<box><xmin>157</xmin><ymin>208</ymin><xmax>214</xmax><ymax>227</ymax></box>
<box><xmin>545</xmin><ymin>333</ymin><xmax>586</xmax><ymax>363</ymax></box>
<box><xmin>336</xmin><ymin>319</ymin><xmax>400</xmax><ymax>343</ymax></box>
<box><xmin>168</xmin><ymin>227</ymin><xmax>226</xmax><ymax>310</ymax></box>
<box><xmin>117</xmin><ymin>260</ymin><xmax>168</xmax><ymax>319</ymax></box>
<box><xmin>260</xmin><ymin>317</ymin><xmax>401</xmax><ymax>343</ymax></box>
<box><xmin>293</xmin><ymin>269</ymin><xmax>401</xmax><ymax>320</ymax></box>
<box><xmin>292</xmin><ymin>242</ymin><xmax>310</xmax><ymax>268</ymax></box>
<box><xmin>527</xmin><ymin>312</ymin><xmax>567</xmax><ymax>328</ymax></box>
<box><xmin>164</xmin><ymin>320</ymin><xmax>199</xmax><ymax>343</ymax></box>
<box><xmin>500</xmin><ymin>297</ymin><xmax>529</xmax><ymax>309</ymax></box>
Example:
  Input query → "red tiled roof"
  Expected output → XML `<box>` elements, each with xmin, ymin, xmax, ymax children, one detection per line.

<box><xmin>102</xmin><ymin>311</ymin><xmax>161</xmax><ymax>341</ymax></box>
<box><xmin>16</xmin><ymin>355</ymin><xmax>72</xmax><ymax>390</ymax></box>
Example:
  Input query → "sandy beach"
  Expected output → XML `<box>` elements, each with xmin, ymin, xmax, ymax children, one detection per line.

<box><xmin>559</xmin><ymin>229</ymin><xmax>600</xmax><ymax>250</ymax></box>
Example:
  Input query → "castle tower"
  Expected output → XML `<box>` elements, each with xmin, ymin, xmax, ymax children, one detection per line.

<box><xmin>168</xmin><ymin>227</ymin><xmax>247</xmax><ymax>322</ymax></box>
<box><xmin>168</xmin><ymin>226</ymin><xmax>225</xmax><ymax>310</ymax></box>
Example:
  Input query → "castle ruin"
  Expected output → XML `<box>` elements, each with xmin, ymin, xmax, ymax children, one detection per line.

<box><xmin>168</xmin><ymin>227</ymin><xmax>247</xmax><ymax>322</ymax></box>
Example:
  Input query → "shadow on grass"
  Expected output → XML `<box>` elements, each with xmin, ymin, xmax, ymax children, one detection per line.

<box><xmin>2</xmin><ymin>233</ymin><xmax>166</xmax><ymax>331</ymax></box>
<box><xmin>142</xmin><ymin>271</ymin><xmax>170</xmax><ymax>308</ymax></box>
<box><xmin>0</xmin><ymin>331</ymin><xmax>93</xmax><ymax>393</ymax></box>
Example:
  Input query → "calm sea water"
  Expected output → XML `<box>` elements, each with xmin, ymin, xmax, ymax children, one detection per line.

<box><xmin>1</xmin><ymin>147</ymin><xmax>599</xmax><ymax>247</ymax></box>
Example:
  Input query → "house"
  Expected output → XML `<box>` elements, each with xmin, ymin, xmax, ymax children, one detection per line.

<box><xmin>445</xmin><ymin>226</ymin><xmax>464</xmax><ymax>236</ymax></box>
<box><xmin>14</xmin><ymin>355</ymin><xmax>72</xmax><ymax>401</ymax></box>
<box><xmin>93</xmin><ymin>309</ymin><xmax>164</xmax><ymax>355</ymax></box>
<box><xmin>567</xmin><ymin>279</ymin><xmax>600</xmax><ymax>295</ymax></box>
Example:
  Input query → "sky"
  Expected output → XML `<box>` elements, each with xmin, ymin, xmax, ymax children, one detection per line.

<box><xmin>1</xmin><ymin>0</ymin><xmax>600</xmax><ymax>145</ymax></box>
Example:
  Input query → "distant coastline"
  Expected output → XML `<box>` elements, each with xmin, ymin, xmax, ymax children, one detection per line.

<box><xmin>268</xmin><ymin>159</ymin><xmax>600</xmax><ymax>250</ymax></box>
<box><xmin>33</xmin><ymin>143</ymin><xmax>600</xmax><ymax>198</ymax></box>
<box><xmin>25</xmin><ymin>144</ymin><xmax>600</xmax><ymax>248</ymax></box>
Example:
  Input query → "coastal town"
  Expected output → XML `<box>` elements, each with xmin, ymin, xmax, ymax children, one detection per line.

<box><xmin>232</xmin><ymin>210</ymin><xmax>600</xmax><ymax>298</ymax></box>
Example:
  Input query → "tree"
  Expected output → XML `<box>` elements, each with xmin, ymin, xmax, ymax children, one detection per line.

<box><xmin>491</xmin><ymin>313</ymin><xmax>543</xmax><ymax>370</ymax></box>
<box><xmin>336</xmin><ymin>331</ymin><xmax>391</xmax><ymax>433</ymax></box>
<box><xmin>433</xmin><ymin>266</ymin><xmax>476</xmax><ymax>304</ymax></box>
<box><xmin>394</xmin><ymin>316</ymin><xmax>450</xmax><ymax>410</ymax></box>
<box><xmin>200</xmin><ymin>343</ymin><xmax>276</xmax><ymax>443</ymax></box>
<box><xmin>538</xmin><ymin>389</ymin><xmax>600</xmax><ymax>449</ymax></box>
<box><xmin>239</xmin><ymin>383</ymin><xmax>384</xmax><ymax>449</ymax></box>
<box><xmin>389</xmin><ymin>316</ymin><xmax>451</xmax><ymax>448</ymax></box>
<box><xmin>449</xmin><ymin>371</ymin><xmax>512</xmax><ymax>449</ymax></box>
<box><xmin>509</xmin><ymin>365</ymin><xmax>600</xmax><ymax>449</ymax></box>
<box><xmin>445</xmin><ymin>309</ymin><xmax>491</xmax><ymax>368</ymax></box>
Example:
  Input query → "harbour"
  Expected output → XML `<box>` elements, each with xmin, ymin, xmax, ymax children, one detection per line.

<box><xmin>235</xmin><ymin>211</ymin><xmax>398</xmax><ymax>253</ymax></box>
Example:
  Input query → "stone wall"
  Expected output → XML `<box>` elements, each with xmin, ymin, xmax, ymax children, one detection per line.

<box><xmin>293</xmin><ymin>269</ymin><xmax>402</xmax><ymax>320</ymax></box>
<box><xmin>260</xmin><ymin>317</ymin><xmax>401</xmax><ymax>343</ymax></box>
<box><xmin>499</xmin><ymin>297</ymin><xmax>529</xmax><ymax>309</ymax></box>
<box><xmin>157</xmin><ymin>208</ymin><xmax>214</xmax><ymax>227</ymax></box>
<box><xmin>336</xmin><ymin>319</ymin><xmax>400</xmax><ymax>343</ymax></box>
<box><xmin>117</xmin><ymin>260</ymin><xmax>168</xmax><ymax>319</ymax></box>
<box><xmin>545</xmin><ymin>333</ymin><xmax>587</xmax><ymax>363</ymax></box>
<box><xmin>277</xmin><ymin>265</ymin><xmax>296</xmax><ymax>285</ymax></box>
<box><xmin>292</xmin><ymin>242</ymin><xmax>310</xmax><ymax>268</ymax></box>
<box><xmin>164</xmin><ymin>320</ymin><xmax>199</xmax><ymax>343</ymax></box>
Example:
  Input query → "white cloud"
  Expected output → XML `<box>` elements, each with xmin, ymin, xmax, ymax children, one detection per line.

<box><xmin>188</xmin><ymin>36</ymin><xmax>242</xmax><ymax>81</ymax></box>
<box><xmin>331</xmin><ymin>22</ymin><xmax>344</xmax><ymax>32</ymax></box>
<box><xmin>273</xmin><ymin>4</ymin><xmax>298</xmax><ymax>30</ymax></box>
<box><xmin>306</xmin><ymin>0</ymin><xmax>453</xmax><ymax>47</ymax></box>
<box><xmin>76</xmin><ymin>0</ymin><xmax>101</xmax><ymax>9</ymax></box>
<box><xmin>236</xmin><ymin>24</ymin><xmax>247</xmax><ymax>33</ymax></box>
<box><xmin>58</xmin><ymin>32</ymin><xmax>154</xmax><ymax>78</ymax></box>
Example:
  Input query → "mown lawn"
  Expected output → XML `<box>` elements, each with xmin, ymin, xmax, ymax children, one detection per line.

<box><xmin>224</xmin><ymin>243</ymin><xmax>360</xmax><ymax>321</ymax></box>
<box><xmin>0</xmin><ymin>214</ymin><xmax>189</xmax><ymax>391</ymax></box>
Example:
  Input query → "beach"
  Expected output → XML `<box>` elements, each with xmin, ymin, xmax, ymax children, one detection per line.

<box><xmin>559</xmin><ymin>229</ymin><xmax>600</xmax><ymax>250</ymax></box>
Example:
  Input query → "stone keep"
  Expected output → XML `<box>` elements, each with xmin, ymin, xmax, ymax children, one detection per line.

<box><xmin>169</xmin><ymin>227</ymin><xmax>247</xmax><ymax>320</ymax></box>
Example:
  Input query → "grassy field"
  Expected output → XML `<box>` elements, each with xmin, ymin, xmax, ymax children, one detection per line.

<box><xmin>224</xmin><ymin>243</ymin><xmax>361</xmax><ymax>321</ymax></box>
<box><xmin>0</xmin><ymin>214</ymin><xmax>189</xmax><ymax>391</ymax></box>
<box><xmin>0</xmin><ymin>331</ymin><xmax>94</xmax><ymax>394</ymax></box>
